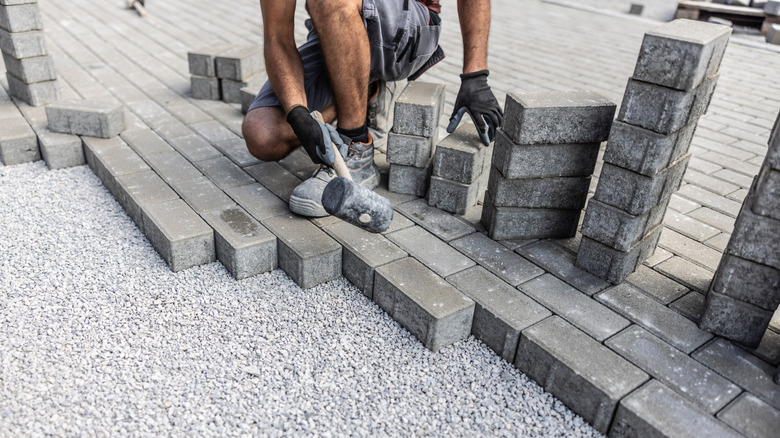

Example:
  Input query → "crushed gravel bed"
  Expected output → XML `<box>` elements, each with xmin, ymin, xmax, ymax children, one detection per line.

<box><xmin>0</xmin><ymin>162</ymin><xmax>601</xmax><ymax>437</ymax></box>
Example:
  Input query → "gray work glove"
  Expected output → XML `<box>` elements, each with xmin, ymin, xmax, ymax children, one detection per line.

<box><xmin>447</xmin><ymin>70</ymin><xmax>504</xmax><ymax>146</ymax></box>
<box><xmin>286</xmin><ymin>106</ymin><xmax>348</xmax><ymax>165</ymax></box>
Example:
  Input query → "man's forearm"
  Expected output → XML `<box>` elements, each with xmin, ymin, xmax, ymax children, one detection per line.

<box><xmin>264</xmin><ymin>39</ymin><xmax>307</xmax><ymax>113</ymax></box>
<box><xmin>457</xmin><ymin>0</ymin><xmax>491</xmax><ymax>73</ymax></box>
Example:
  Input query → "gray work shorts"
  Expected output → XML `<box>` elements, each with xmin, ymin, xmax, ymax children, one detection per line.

<box><xmin>247</xmin><ymin>0</ymin><xmax>442</xmax><ymax>113</ymax></box>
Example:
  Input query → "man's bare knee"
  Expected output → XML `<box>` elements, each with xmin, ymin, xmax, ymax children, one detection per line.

<box><xmin>242</xmin><ymin>108</ymin><xmax>296</xmax><ymax>161</ymax></box>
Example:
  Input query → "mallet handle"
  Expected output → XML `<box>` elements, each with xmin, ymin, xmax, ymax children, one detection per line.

<box><xmin>310</xmin><ymin>111</ymin><xmax>353</xmax><ymax>182</ymax></box>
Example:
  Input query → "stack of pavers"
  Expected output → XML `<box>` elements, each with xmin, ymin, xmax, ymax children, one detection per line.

<box><xmin>187</xmin><ymin>44</ymin><xmax>265</xmax><ymax>111</ymax></box>
<box><xmin>428</xmin><ymin>123</ymin><xmax>491</xmax><ymax>215</ymax></box>
<box><xmin>0</xmin><ymin>0</ymin><xmax>58</xmax><ymax>106</ymax></box>
<box><xmin>698</xmin><ymin>110</ymin><xmax>780</xmax><ymax>347</ymax></box>
<box><xmin>481</xmin><ymin>91</ymin><xmax>616</xmax><ymax>240</ymax></box>
<box><xmin>576</xmin><ymin>19</ymin><xmax>731</xmax><ymax>284</ymax></box>
<box><xmin>386</xmin><ymin>81</ymin><xmax>445</xmax><ymax>197</ymax></box>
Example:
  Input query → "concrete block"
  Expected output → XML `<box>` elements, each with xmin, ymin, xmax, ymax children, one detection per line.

<box><xmin>487</xmin><ymin>170</ymin><xmax>591</xmax><ymax>210</ymax></box>
<box><xmin>728</xmin><ymin>193</ymin><xmax>780</xmax><ymax>269</ymax></box>
<box><xmin>575</xmin><ymin>224</ymin><xmax>663</xmax><ymax>284</ymax></box>
<box><xmin>386</xmin><ymin>131</ymin><xmax>437</xmax><ymax>168</ymax></box>
<box><xmin>593</xmin><ymin>153</ymin><xmax>690</xmax><ymax>216</ymax></box>
<box><xmin>224</xmin><ymin>183</ymin><xmax>288</xmax><ymax>222</ymax></box>
<box><xmin>46</xmin><ymin>99</ymin><xmax>125</xmax><ymax>138</ymax></box>
<box><xmin>187</xmin><ymin>44</ymin><xmax>231</xmax><ymax>77</ymax></box>
<box><xmin>121</xmin><ymin>128</ymin><xmax>173</xmax><ymax>158</ymax></box>
<box><xmin>718</xmin><ymin>394</ymin><xmax>780</xmax><ymax>438</ymax></box>
<box><xmin>386</xmin><ymin>225</ymin><xmax>475</xmax><ymax>278</ymax></box>
<box><xmin>610</xmin><ymin>380</ymin><xmax>741</xmax><ymax>438</ymax></box>
<box><xmin>263</xmin><ymin>214</ymin><xmax>342</xmax><ymax>290</ymax></box>
<box><xmin>189</xmin><ymin>120</ymin><xmax>236</xmax><ymax>144</ymax></box>
<box><xmin>712</xmin><ymin>254</ymin><xmax>780</xmax><ymax>310</ymax></box>
<box><xmin>0</xmin><ymin>3</ymin><xmax>43</xmax><ymax>32</ymax></box>
<box><xmin>517</xmin><ymin>240</ymin><xmax>611</xmax><ymax>295</ymax></box>
<box><xmin>142</xmin><ymin>199</ymin><xmax>215</xmax><ymax>272</ymax></box>
<box><xmin>6</xmin><ymin>72</ymin><xmax>58</xmax><ymax>106</ymax></box>
<box><xmin>81</xmin><ymin>136</ymin><xmax>122</xmax><ymax>175</ymax></box>
<box><xmin>767</xmin><ymin>1</ymin><xmax>780</xmax><ymax>15</ymax></box>
<box><xmin>634</xmin><ymin>19</ymin><xmax>731</xmax><ymax>91</ymax></box>
<box><xmin>427</xmin><ymin>172</ymin><xmax>486</xmax><ymax>215</ymax></box>
<box><xmin>607</xmin><ymin>325</ymin><xmax>739</xmax><ymax>413</ymax></box>
<box><xmin>190</xmin><ymin>75</ymin><xmax>220</xmax><ymax>100</ymax></box>
<box><xmin>322</xmin><ymin>221</ymin><xmax>407</xmax><ymax>299</ymax></box>
<box><xmin>388</xmin><ymin>162</ymin><xmax>431</xmax><ymax>197</ymax></box>
<box><xmin>391</xmin><ymin>81</ymin><xmax>445</xmax><ymax>137</ymax></box>
<box><xmin>693</xmin><ymin>338</ymin><xmax>780</xmax><ymax>410</ymax></box>
<box><xmin>698</xmin><ymin>290</ymin><xmax>774</xmax><ymax>347</ymax></box>
<box><xmin>515</xmin><ymin>316</ymin><xmax>649</xmax><ymax>434</ymax></box>
<box><xmin>753</xmin><ymin>165</ymin><xmax>780</xmax><ymax>220</ymax></box>
<box><xmin>169</xmin><ymin>175</ymin><xmax>235</xmax><ymax>214</ymax></box>
<box><xmin>214</xmin><ymin>45</ymin><xmax>263</xmax><ymax>81</ymax></box>
<box><xmin>618</xmin><ymin>75</ymin><xmax>718</xmax><ymax>134</ymax></box>
<box><xmin>213</xmin><ymin>137</ymin><xmax>261</xmax><ymax>167</ymax></box>
<box><xmin>768</xmin><ymin>24</ymin><xmax>780</xmax><ymax>45</ymax></box>
<box><xmin>2</xmin><ymin>53</ymin><xmax>55</xmax><ymax>84</ymax></box>
<box><xmin>195</xmin><ymin>156</ymin><xmax>254</xmax><ymax>190</ymax></box>
<box><xmin>83</xmin><ymin>138</ymin><xmax>150</xmax><ymax>199</ymax></box>
<box><xmin>244</xmin><ymin>161</ymin><xmax>302</xmax><ymax>202</ymax></box>
<box><xmin>34</xmin><ymin>126</ymin><xmax>83</xmax><ymax>170</ymax></box>
<box><xmin>0</xmin><ymin>28</ymin><xmax>46</xmax><ymax>58</ymax></box>
<box><xmin>221</xmin><ymin>72</ymin><xmax>265</xmax><ymax>104</ymax></box>
<box><xmin>144</xmin><ymin>150</ymin><xmax>202</xmax><ymax>184</ymax></box>
<box><xmin>374</xmin><ymin>257</ymin><xmax>475</xmax><ymax>352</ymax></box>
<box><xmin>0</xmin><ymin>118</ymin><xmax>38</xmax><ymax>164</ymax></box>
<box><xmin>394</xmin><ymin>198</ymin><xmax>475</xmax><ymax>242</ymax></box>
<box><xmin>521</xmin><ymin>274</ymin><xmax>629</xmax><ymax>341</ymax></box>
<box><xmin>503</xmin><ymin>91</ymin><xmax>616</xmax><ymax>145</ymax></box>
<box><xmin>602</xmin><ymin>120</ymin><xmax>697</xmax><ymax>177</ymax></box>
<box><xmin>491</xmin><ymin>129</ymin><xmax>600</xmax><ymax>178</ymax></box>
<box><xmin>449</xmin><ymin>232</ymin><xmax>544</xmax><ymax>286</ymax></box>
<box><xmin>580</xmin><ymin>197</ymin><xmax>670</xmax><ymax>252</ymax></box>
<box><xmin>240</xmin><ymin>86</ymin><xmax>259</xmax><ymax>115</ymax></box>
<box><xmin>481</xmin><ymin>191</ymin><xmax>581</xmax><ymax>240</ymax></box>
<box><xmin>115</xmin><ymin>170</ymin><xmax>179</xmax><ymax>229</ymax></box>
<box><xmin>447</xmin><ymin>266</ymin><xmax>550</xmax><ymax>362</ymax></box>
<box><xmin>432</xmin><ymin>122</ymin><xmax>491</xmax><ymax>184</ymax></box>
<box><xmin>167</xmin><ymin>134</ymin><xmax>221</xmax><ymax>162</ymax></box>
<box><xmin>202</xmin><ymin>206</ymin><xmax>277</xmax><ymax>280</ymax></box>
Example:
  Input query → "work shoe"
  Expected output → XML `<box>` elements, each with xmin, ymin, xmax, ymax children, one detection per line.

<box><xmin>367</xmin><ymin>80</ymin><xmax>406</xmax><ymax>153</ymax></box>
<box><xmin>288</xmin><ymin>135</ymin><xmax>380</xmax><ymax>217</ymax></box>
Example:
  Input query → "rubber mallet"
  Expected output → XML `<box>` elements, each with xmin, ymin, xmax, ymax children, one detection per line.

<box><xmin>311</xmin><ymin>112</ymin><xmax>394</xmax><ymax>233</ymax></box>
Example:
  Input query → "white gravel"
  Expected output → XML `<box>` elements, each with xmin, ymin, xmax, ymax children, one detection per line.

<box><xmin>0</xmin><ymin>161</ymin><xmax>602</xmax><ymax>437</ymax></box>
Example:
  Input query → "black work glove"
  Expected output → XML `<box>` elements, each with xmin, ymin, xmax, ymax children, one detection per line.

<box><xmin>286</xmin><ymin>106</ymin><xmax>347</xmax><ymax>165</ymax></box>
<box><xmin>447</xmin><ymin>70</ymin><xmax>504</xmax><ymax>146</ymax></box>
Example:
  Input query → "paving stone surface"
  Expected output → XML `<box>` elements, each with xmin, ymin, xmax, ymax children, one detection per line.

<box><xmin>597</xmin><ymin>282</ymin><xmax>713</xmax><ymax>353</ymax></box>
<box><xmin>8</xmin><ymin>0</ymin><xmax>780</xmax><ymax>435</ymax></box>
<box><xmin>606</xmin><ymin>325</ymin><xmax>741</xmax><ymax>413</ymax></box>
<box><xmin>516</xmin><ymin>316</ymin><xmax>649</xmax><ymax>434</ymax></box>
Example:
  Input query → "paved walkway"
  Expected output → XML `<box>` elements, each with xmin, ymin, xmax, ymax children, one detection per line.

<box><xmin>2</xmin><ymin>0</ymin><xmax>780</xmax><ymax>436</ymax></box>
